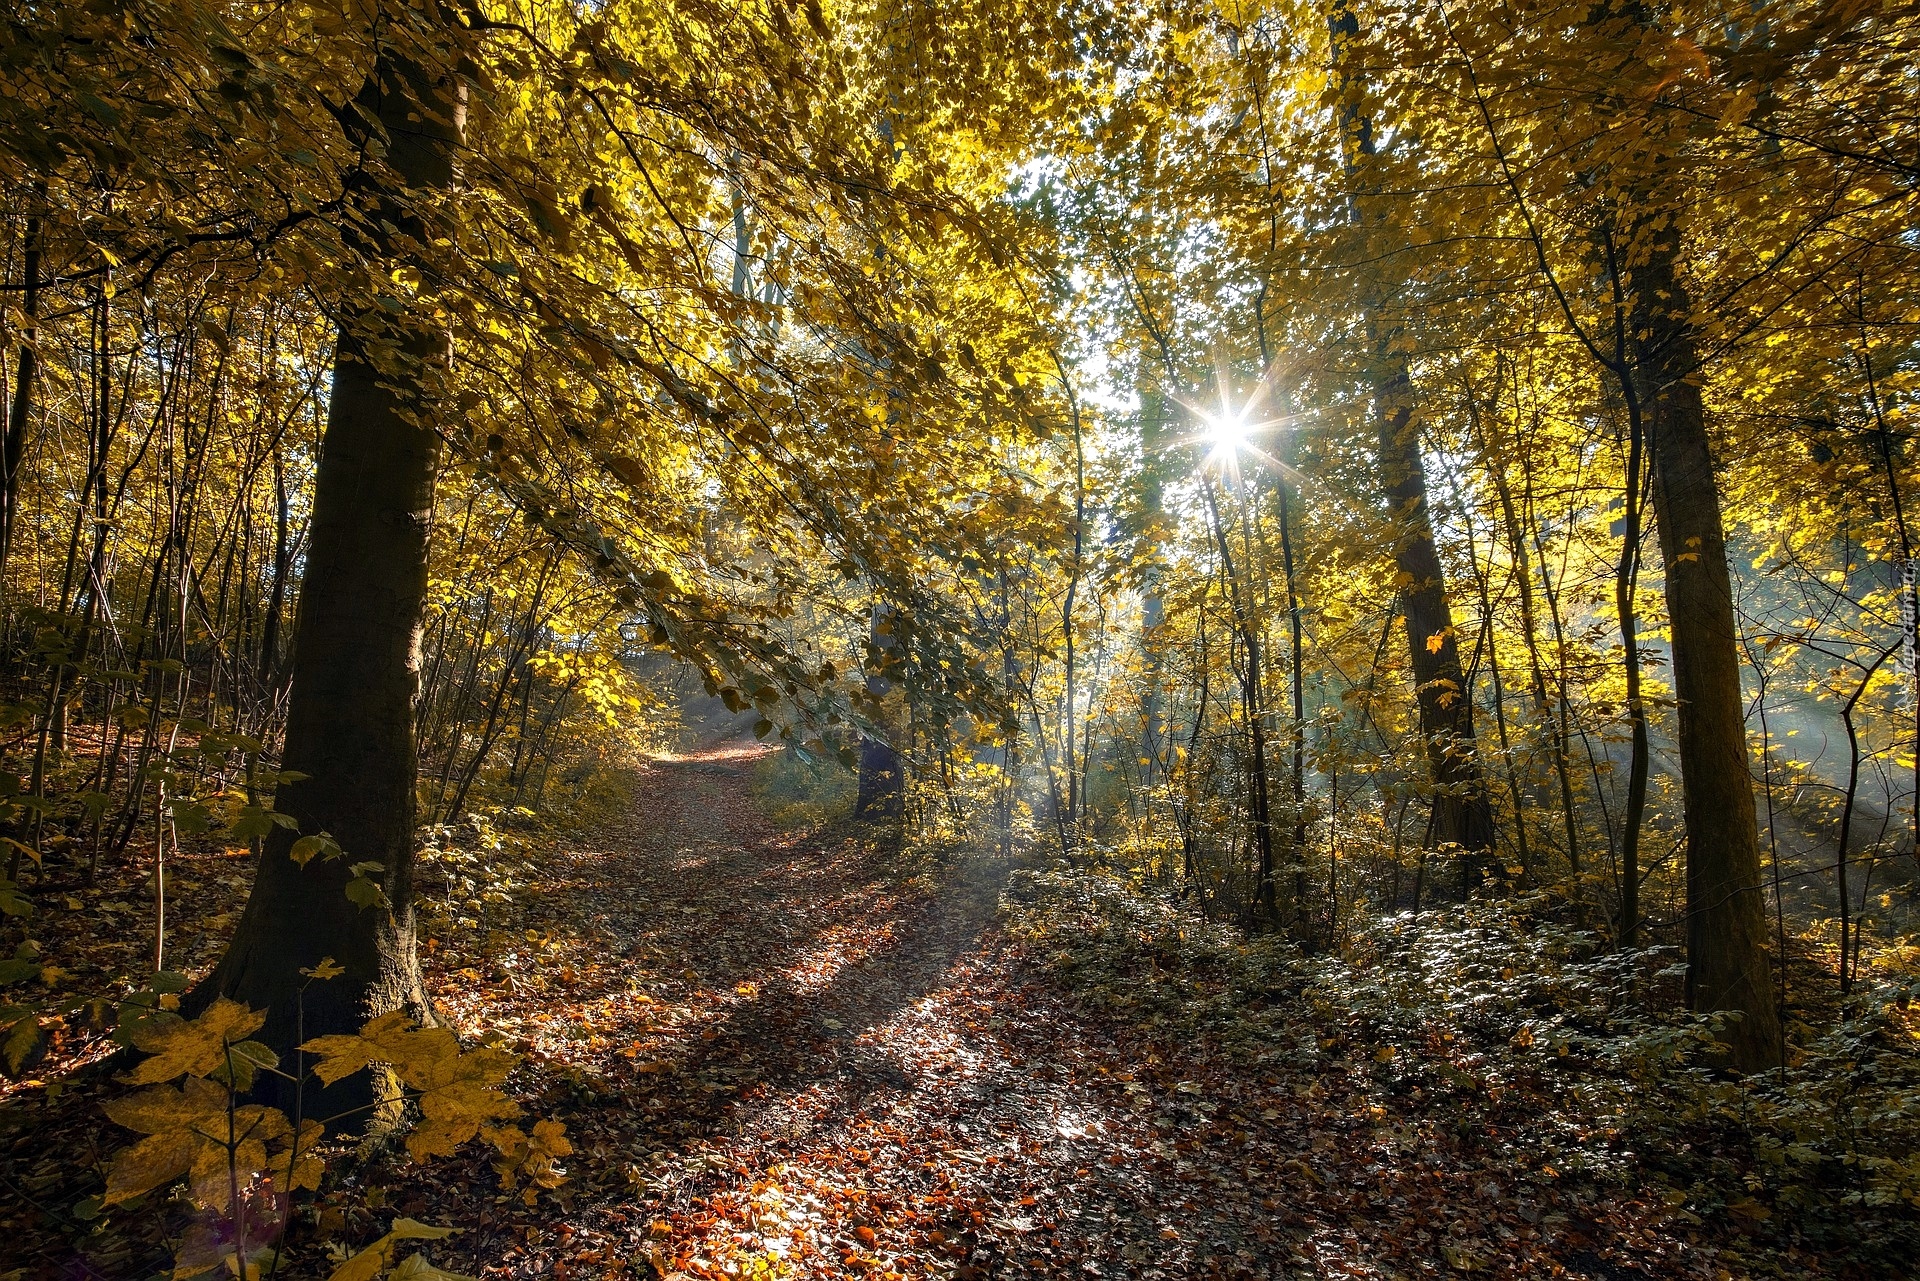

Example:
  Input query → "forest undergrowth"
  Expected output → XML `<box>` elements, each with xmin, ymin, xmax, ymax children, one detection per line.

<box><xmin>6</xmin><ymin>745</ymin><xmax>1915</xmax><ymax>1280</ymax></box>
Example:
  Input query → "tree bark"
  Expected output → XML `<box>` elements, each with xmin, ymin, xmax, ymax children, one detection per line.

<box><xmin>1</xmin><ymin>208</ymin><xmax>41</xmax><ymax>590</ymax></box>
<box><xmin>1376</xmin><ymin>375</ymin><xmax>1496</xmax><ymax>893</ymax></box>
<box><xmin>855</xmin><ymin>601</ymin><xmax>905</xmax><ymax>821</ymax></box>
<box><xmin>1633</xmin><ymin>240</ymin><xmax>1782</xmax><ymax>1071</ymax></box>
<box><xmin>195</xmin><ymin>27</ymin><xmax>464</xmax><ymax>1104</ymax></box>
<box><xmin>1331</xmin><ymin>0</ymin><xmax>1495</xmax><ymax>894</ymax></box>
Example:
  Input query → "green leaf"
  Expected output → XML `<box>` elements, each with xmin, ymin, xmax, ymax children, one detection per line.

<box><xmin>229</xmin><ymin>805</ymin><xmax>278</xmax><ymax>841</ymax></box>
<box><xmin>0</xmin><ymin>958</ymin><xmax>42</xmax><ymax>985</ymax></box>
<box><xmin>3</xmin><ymin>1013</ymin><xmax>44</xmax><ymax>1077</ymax></box>
<box><xmin>289</xmin><ymin>832</ymin><xmax>343</xmax><ymax>867</ymax></box>
<box><xmin>167</xmin><ymin>799</ymin><xmax>214</xmax><ymax>837</ymax></box>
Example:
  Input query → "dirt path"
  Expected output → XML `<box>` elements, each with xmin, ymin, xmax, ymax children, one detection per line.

<box><xmin>1</xmin><ymin>745</ymin><xmax>1792</xmax><ymax>1279</ymax></box>
<box><xmin>400</xmin><ymin>746</ymin><xmax>1760</xmax><ymax>1281</ymax></box>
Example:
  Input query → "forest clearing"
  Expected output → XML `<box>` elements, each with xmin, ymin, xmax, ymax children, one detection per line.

<box><xmin>1</xmin><ymin>0</ymin><xmax>1918</xmax><ymax>1277</ymax></box>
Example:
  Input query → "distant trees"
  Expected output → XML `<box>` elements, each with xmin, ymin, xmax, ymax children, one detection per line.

<box><xmin>1028</xmin><ymin>0</ymin><xmax>1912</xmax><ymax>1069</ymax></box>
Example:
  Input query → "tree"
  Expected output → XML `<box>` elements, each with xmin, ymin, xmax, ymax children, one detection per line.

<box><xmin>1331</xmin><ymin>0</ymin><xmax>1494</xmax><ymax>891</ymax></box>
<box><xmin>1629</xmin><ymin>175</ymin><xmax>1783</xmax><ymax>1070</ymax></box>
<box><xmin>194</xmin><ymin>7</ymin><xmax>467</xmax><ymax>1101</ymax></box>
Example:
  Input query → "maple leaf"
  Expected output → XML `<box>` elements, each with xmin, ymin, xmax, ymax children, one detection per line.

<box><xmin>302</xmin><ymin>1013</ymin><xmax>522</xmax><ymax>1162</ymax></box>
<box><xmin>406</xmin><ymin>1044</ymin><xmax>522</xmax><ymax>1161</ymax></box>
<box><xmin>327</xmin><ymin>1220</ymin><xmax>461</xmax><ymax>1281</ymax></box>
<box><xmin>301</xmin><ymin>1011</ymin><xmax>456</xmax><ymax>1086</ymax></box>
<box><xmin>101</xmin><ymin>1077</ymin><xmax>226</xmax><ymax>1204</ymax></box>
<box><xmin>125</xmin><ymin>999</ymin><xmax>267</xmax><ymax>1084</ymax></box>
<box><xmin>104</xmin><ymin>1078</ymin><xmax>316</xmax><ymax>1211</ymax></box>
<box><xmin>484</xmin><ymin>1118</ymin><xmax>572</xmax><ymax>1194</ymax></box>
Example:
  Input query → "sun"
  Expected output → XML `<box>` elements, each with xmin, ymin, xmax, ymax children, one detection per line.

<box><xmin>1200</xmin><ymin>405</ymin><xmax>1256</xmax><ymax>459</ymax></box>
<box><xmin>1169</xmin><ymin>362</ymin><xmax>1306</xmax><ymax>483</ymax></box>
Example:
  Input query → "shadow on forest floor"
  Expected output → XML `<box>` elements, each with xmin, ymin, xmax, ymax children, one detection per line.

<box><xmin>2</xmin><ymin>743</ymin><xmax>1861</xmax><ymax>1279</ymax></box>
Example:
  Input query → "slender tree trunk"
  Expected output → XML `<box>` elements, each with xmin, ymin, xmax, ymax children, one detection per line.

<box><xmin>1332</xmin><ymin>0</ymin><xmax>1494</xmax><ymax>892</ymax></box>
<box><xmin>855</xmin><ymin>600</ymin><xmax>905</xmax><ymax>821</ymax></box>
<box><xmin>195</xmin><ymin>26</ymin><xmax>465</xmax><ymax>1098</ymax></box>
<box><xmin>1489</xmin><ymin>415</ymin><xmax>1585</xmax><ymax>907</ymax></box>
<box><xmin>1632</xmin><ymin>230</ymin><xmax>1781</xmax><ymax>1070</ymax></box>
<box><xmin>1447</xmin><ymin>445</ymin><xmax>1528</xmax><ymax>885</ymax></box>
<box><xmin>1</xmin><ymin>209</ymin><xmax>41</xmax><ymax>590</ymax></box>
<box><xmin>1201</xmin><ymin>476</ymin><xmax>1277</xmax><ymax>926</ymax></box>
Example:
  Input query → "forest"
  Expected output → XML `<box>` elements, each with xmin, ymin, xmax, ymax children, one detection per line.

<box><xmin>0</xmin><ymin>0</ymin><xmax>1916</xmax><ymax>1277</ymax></box>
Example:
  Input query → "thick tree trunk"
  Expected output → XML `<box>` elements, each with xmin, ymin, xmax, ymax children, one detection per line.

<box><xmin>1633</xmin><ymin>244</ymin><xmax>1781</xmax><ymax>1072</ymax></box>
<box><xmin>195</xmin><ymin>32</ymin><xmax>463</xmax><ymax>1103</ymax></box>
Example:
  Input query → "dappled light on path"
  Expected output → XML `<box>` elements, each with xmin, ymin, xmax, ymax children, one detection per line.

<box><xmin>395</xmin><ymin>751</ymin><xmax>1755</xmax><ymax>1280</ymax></box>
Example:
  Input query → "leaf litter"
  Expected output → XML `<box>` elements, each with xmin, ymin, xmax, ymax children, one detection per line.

<box><xmin>0</xmin><ymin>743</ymin><xmax>1858</xmax><ymax>1278</ymax></box>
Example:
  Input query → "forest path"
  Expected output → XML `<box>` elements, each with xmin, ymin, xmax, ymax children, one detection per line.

<box><xmin>408</xmin><ymin>746</ymin><xmax>1749</xmax><ymax>1281</ymax></box>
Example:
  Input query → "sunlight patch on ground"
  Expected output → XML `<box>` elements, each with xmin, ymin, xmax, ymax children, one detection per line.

<box><xmin>778</xmin><ymin>919</ymin><xmax>900</xmax><ymax>995</ymax></box>
<box><xmin>651</xmin><ymin>742</ymin><xmax>779</xmax><ymax>766</ymax></box>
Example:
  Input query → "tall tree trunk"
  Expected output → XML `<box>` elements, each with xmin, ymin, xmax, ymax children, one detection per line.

<box><xmin>196</xmin><ymin>24</ymin><xmax>464</xmax><ymax>1099</ymax></box>
<box><xmin>1632</xmin><ymin>231</ymin><xmax>1781</xmax><ymax>1071</ymax></box>
<box><xmin>855</xmin><ymin>600</ymin><xmax>905</xmax><ymax>821</ymax></box>
<box><xmin>1331</xmin><ymin>0</ymin><xmax>1494</xmax><ymax>893</ymax></box>
<box><xmin>1</xmin><ymin>208</ymin><xmax>41</xmax><ymax>592</ymax></box>
<box><xmin>1375</xmin><ymin>379</ymin><xmax>1496</xmax><ymax>891</ymax></box>
<box><xmin>1201</xmin><ymin>476</ymin><xmax>1277</xmax><ymax>926</ymax></box>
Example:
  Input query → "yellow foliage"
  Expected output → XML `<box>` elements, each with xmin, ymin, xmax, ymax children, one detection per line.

<box><xmin>327</xmin><ymin>1219</ymin><xmax>467</xmax><ymax>1281</ymax></box>
<box><xmin>300</xmin><ymin>1012</ymin><xmax>524</xmax><ymax>1162</ymax></box>
<box><xmin>484</xmin><ymin>1117</ymin><xmax>573</xmax><ymax>1200</ymax></box>
<box><xmin>124</xmin><ymin>999</ymin><xmax>267</xmax><ymax>1084</ymax></box>
<box><xmin>102</xmin><ymin>1075</ymin><xmax>319</xmax><ymax>1211</ymax></box>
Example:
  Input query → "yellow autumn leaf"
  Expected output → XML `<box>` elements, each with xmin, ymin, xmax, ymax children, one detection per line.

<box><xmin>104</xmin><ymin>1077</ymin><xmax>313</xmax><ymax>1210</ymax></box>
<box><xmin>301</xmin><ymin>1011</ymin><xmax>458</xmax><ymax>1087</ymax></box>
<box><xmin>125</xmin><ymin>999</ymin><xmax>267</xmax><ymax>1084</ymax></box>
<box><xmin>103</xmin><ymin>1129</ymin><xmax>203</xmax><ymax>1206</ymax></box>
<box><xmin>302</xmin><ymin>1012</ymin><xmax>522</xmax><ymax>1162</ymax></box>
<box><xmin>326</xmin><ymin>1221</ymin><xmax>460</xmax><ymax>1281</ymax></box>
<box><xmin>484</xmin><ymin>1117</ymin><xmax>571</xmax><ymax>1192</ymax></box>
<box><xmin>389</xmin><ymin>1253</ymin><xmax>476</xmax><ymax>1281</ymax></box>
<box><xmin>406</xmin><ymin>1045</ymin><xmax>522</xmax><ymax>1161</ymax></box>
<box><xmin>523</xmin><ymin>1119</ymin><xmax>572</xmax><ymax>1189</ymax></box>
<box><xmin>103</xmin><ymin>1076</ymin><xmax>225</xmax><ymax>1136</ymax></box>
<box><xmin>327</xmin><ymin>1239</ymin><xmax>394</xmax><ymax>1281</ymax></box>
<box><xmin>268</xmin><ymin>1118</ymin><xmax>327</xmax><ymax>1193</ymax></box>
<box><xmin>102</xmin><ymin>1078</ymin><xmax>226</xmax><ymax>1204</ymax></box>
